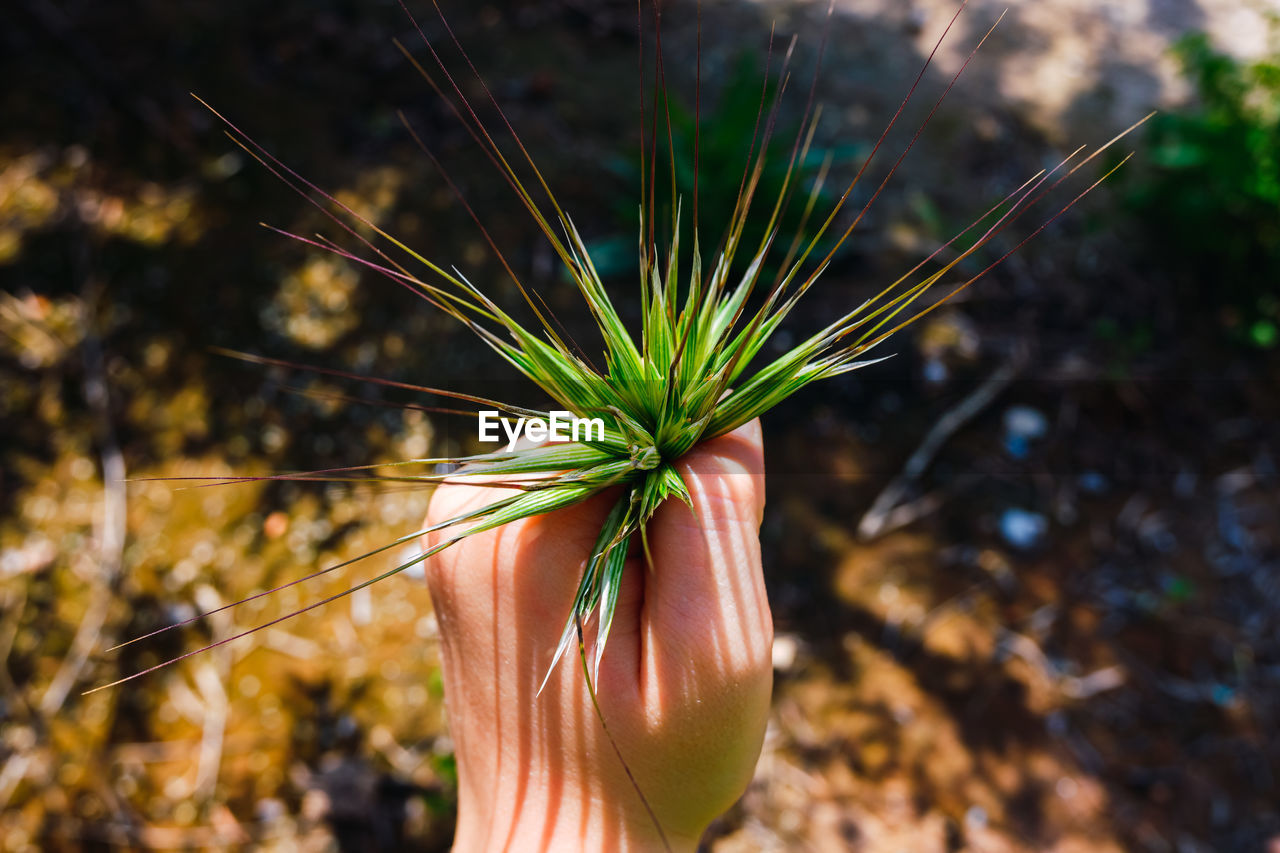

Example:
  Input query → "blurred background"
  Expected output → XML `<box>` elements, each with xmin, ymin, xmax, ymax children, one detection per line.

<box><xmin>2</xmin><ymin>0</ymin><xmax>1278</xmax><ymax>849</ymax></box>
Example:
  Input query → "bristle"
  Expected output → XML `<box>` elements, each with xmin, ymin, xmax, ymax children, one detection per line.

<box><xmin>208</xmin><ymin>347</ymin><xmax>546</xmax><ymax>417</ymax></box>
<box><xmin>113</xmin><ymin>2</ymin><xmax>1142</xmax><ymax>743</ymax></box>
<box><xmin>864</xmin><ymin>153</ymin><xmax>1139</xmax><ymax>350</ymax></box>
<box><xmin>87</xmin><ymin>534</ymin><xmax>465</xmax><ymax>694</ymax></box>
<box><xmin>693</xmin><ymin>0</ymin><xmax>702</xmax><ymax>238</ymax></box>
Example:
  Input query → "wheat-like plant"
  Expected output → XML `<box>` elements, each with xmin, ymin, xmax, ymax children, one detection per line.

<box><xmin>94</xmin><ymin>1</ymin><xmax>1146</xmax><ymax>708</ymax></box>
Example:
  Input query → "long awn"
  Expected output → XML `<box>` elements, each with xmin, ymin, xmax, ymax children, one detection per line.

<box><xmin>92</xmin><ymin>0</ymin><xmax>1150</xmax><ymax>695</ymax></box>
<box><xmin>89</xmin><ymin>1</ymin><xmax>1149</xmax><ymax>841</ymax></box>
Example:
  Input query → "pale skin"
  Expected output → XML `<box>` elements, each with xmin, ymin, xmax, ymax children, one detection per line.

<box><xmin>422</xmin><ymin>419</ymin><xmax>772</xmax><ymax>852</ymax></box>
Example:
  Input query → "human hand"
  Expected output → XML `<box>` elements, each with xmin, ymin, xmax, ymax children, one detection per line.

<box><xmin>423</xmin><ymin>419</ymin><xmax>772</xmax><ymax>852</ymax></box>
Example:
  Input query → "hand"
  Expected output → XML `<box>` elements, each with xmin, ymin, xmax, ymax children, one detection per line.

<box><xmin>423</xmin><ymin>420</ymin><xmax>772</xmax><ymax>852</ymax></box>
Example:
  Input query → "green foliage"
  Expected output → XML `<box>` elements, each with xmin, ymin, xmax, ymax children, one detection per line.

<box><xmin>188</xmin><ymin>76</ymin><xmax>1037</xmax><ymax>693</ymax></box>
<box><xmin>1124</xmin><ymin>30</ymin><xmax>1280</xmax><ymax>347</ymax></box>
<box><xmin>102</xmin><ymin>15</ymin><xmax>1142</xmax><ymax>700</ymax></box>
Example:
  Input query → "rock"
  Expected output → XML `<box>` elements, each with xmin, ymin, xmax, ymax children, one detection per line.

<box><xmin>772</xmin><ymin>633</ymin><xmax>801</xmax><ymax>671</ymax></box>
<box><xmin>1077</xmin><ymin>471</ymin><xmax>1109</xmax><ymax>495</ymax></box>
<box><xmin>999</xmin><ymin>508</ymin><xmax>1048</xmax><ymax>550</ymax></box>
<box><xmin>1003</xmin><ymin>405</ymin><xmax>1049</xmax><ymax>459</ymax></box>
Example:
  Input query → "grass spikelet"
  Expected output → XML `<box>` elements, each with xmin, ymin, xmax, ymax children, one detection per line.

<box><xmin>93</xmin><ymin>1</ymin><xmax>1150</xmax><ymax>716</ymax></box>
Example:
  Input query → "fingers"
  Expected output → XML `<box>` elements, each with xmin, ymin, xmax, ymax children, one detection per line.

<box><xmin>422</xmin><ymin>423</ymin><xmax>771</xmax><ymax>842</ymax></box>
<box><xmin>641</xmin><ymin>419</ymin><xmax>771</xmax><ymax>683</ymax></box>
<box><xmin>423</xmin><ymin>470</ymin><xmax>638</xmax><ymax>674</ymax></box>
<box><xmin>424</xmin><ymin>477</ymin><xmax>612</xmax><ymax>616</ymax></box>
<box><xmin>690</xmin><ymin>417</ymin><xmax>766</xmax><ymax>524</ymax></box>
<box><xmin>425</xmin><ymin>418</ymin><xmax>769</xmax><ymax>695</ymax></box>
